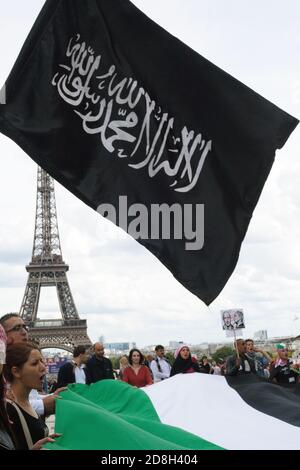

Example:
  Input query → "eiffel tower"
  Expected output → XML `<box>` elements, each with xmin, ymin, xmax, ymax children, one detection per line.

<box><xmin>20</xmin><ymin>167</ymin><xmax>92</xmax><ymax>352</ymax></box>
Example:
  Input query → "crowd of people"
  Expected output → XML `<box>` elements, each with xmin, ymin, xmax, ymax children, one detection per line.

<box><xmin>0</xmin><ymin>312</ymin><xmax>299</xmax><ymax>450</ymax></box>
<box><xmin>116</xmin><ymin>341</ymin><xmax>299</xmax><ymax>386</ymax></box>
<box><xmin>227</xmin><ymin>338</ymin><xmax>300</xmax><ymax>386</ymax></box>
<box><xmin>0</xmin><ymin>313</ymin><xmax>63</xmax><ymax>450</ymax></box>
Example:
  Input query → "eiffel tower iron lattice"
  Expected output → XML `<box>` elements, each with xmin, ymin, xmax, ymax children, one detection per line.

<box><xmin>20</xmin><ymin>167</ymin><xmax>92</xmax><ymax>352</ymax></box>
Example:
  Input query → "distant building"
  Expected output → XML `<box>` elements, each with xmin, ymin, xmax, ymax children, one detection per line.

<box><xmin>254</xmin><ymin>330</ymin><xmax>268</xmax><ymax>341</ymax></box>
<box><xmin>199</xmin><ymin>343</ymin><xmax>209</xmax><ymax>351</ymax></box>
<box><xmin>291</xmin><ymin>335</ymin><xmax>300</xmax><ymax>360</ymax></box>
<box><xmin>104</xmin><ymin>342</ymin><xmax>136</xmax><ymax>354</ymax></box>
<box><xmin>169</xmin><ymin>341</ymin><xmax>184</xmax><ymax>349</ymax></box>
<box><xmin>98</xmin><ymin>335</ymin><xmax>105</xmax><ymax>344</ymax></box>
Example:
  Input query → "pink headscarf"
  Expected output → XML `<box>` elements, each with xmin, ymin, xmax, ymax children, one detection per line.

<box><xmin>174</xmin><ymin>344</ymin><xmax>189</xmax><ymax>359</ymax></box>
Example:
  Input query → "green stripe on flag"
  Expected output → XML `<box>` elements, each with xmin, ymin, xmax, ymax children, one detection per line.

<box><xmin>44</xmin><ymin>380</ymin><xmax>223</xmax><ymax>450</ymax></box>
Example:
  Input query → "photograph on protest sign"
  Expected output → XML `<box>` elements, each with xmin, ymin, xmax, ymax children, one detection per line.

<box><xmin>221</xmin><ymin>309</ymin><xmax>245</xmax><ymax>331</ymax></box>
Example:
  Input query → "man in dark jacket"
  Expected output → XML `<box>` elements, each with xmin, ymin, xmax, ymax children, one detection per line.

<box><xmin>226</xmin><ymin>339</ymin><xmax>258</xmax><ymax>376</ymax></box>
<box><xmin>57</xmin><ymin>345</ymin><xmax>88</xmax><ymax>388</ymax></box>
<box><xmin>85</xmin><ymin>343</ymin><xmax>114</xmax><ymax>384</ymax></box>
<box><xmin>199</xmin><ymin>356</ymin><xmax>211</xmax><ymax>374</ymax></box>
<box><xmin>269</xmin><ymin>344</ymin><xmax>299</xmax><ymax>387</ymax></box>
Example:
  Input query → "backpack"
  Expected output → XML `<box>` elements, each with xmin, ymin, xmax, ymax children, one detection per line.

<box><xmin>155</xmin><ymin>356</ymin><xmax>171</xmax><ymax>373</ymax></box>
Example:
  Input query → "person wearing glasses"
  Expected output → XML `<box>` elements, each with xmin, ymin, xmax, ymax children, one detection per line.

<box><xmin>0</xmin><ymin>314</ymin><xmax>29</xmax><ymax>345</ymax></box>
<box><xmin>0</xmin><ymin>313</ymin><xmax>65</xmax><ymax>417</ymax></box>
<box><xmin>226</xmin><ymin>339</ymin><xmax>258</xmax><ymax>376</ymax></box>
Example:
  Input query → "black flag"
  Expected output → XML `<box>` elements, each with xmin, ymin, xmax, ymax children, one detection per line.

<box><xmin>0</xmin><ymin>0</ymin><xmax>298</xmax><ymax>304</ymax></box>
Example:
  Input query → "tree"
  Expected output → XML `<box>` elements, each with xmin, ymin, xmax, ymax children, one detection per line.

<box><xmin>212</xmin><ymin>346</ymin><xmax>234</xmax><ymax>363</ymax></box>
<box><xmin>165</xmin><ymin>351</ymin><xmax>175</xmax><ymax>366</ymax></box>
<box><xmin>110</xmin><ymin>356</ymin><xmax>120</xmax><ymax>370</ymax></box>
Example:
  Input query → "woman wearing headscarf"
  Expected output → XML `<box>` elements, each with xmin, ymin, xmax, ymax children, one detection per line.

<box><xmin>170</xmin><ymin>345</ymin><xmax>200</xmax><ymax>377</ymax></box>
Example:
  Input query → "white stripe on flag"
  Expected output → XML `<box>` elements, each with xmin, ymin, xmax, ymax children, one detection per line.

<box><xmin>143</xmin><ymin>374</ymin><xmax>300</xmax><ymax>450</ymax></box>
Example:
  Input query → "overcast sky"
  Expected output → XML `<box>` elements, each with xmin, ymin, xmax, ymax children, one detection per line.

<box><xmin>0</xmin><ymin>1</ymin><xmax>299</xmax><ymax>348</ymax></box>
